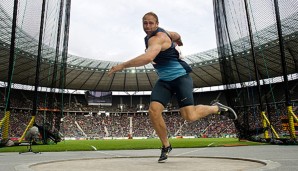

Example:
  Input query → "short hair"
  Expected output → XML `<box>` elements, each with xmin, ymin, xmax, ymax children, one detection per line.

<box><xmin>143</xmin><ymin>12</ymin><xmax>159</xmax><ymax>23</ymax></box>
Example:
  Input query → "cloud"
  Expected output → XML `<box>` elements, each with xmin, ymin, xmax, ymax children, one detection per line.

<box><xmin>68</xmin><ymin>0</ymin><xmax>216</xmax><ymax>62</ymax></box>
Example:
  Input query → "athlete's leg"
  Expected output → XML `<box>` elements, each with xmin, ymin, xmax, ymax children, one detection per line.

<box><xmin>148</xmin><ymin>101</ymin><xmax>170</xmax><ymax>147</ymax></box>
<box><xmin>149</xmin><ymin>80</ymin><xmax>172</xmax><ymax>147</ymax></box>
<box><xmin>180</xmin><ymin>105</ymin><xmax>218</xmax><ymax>121</ymax></box>
<box><xmin>173</xmin><ymin>74</ymin><xmax>220</xmax><ymax>121</ymax></box>
<box><xmin>180</xmin><ymin>102</ymin><xmax>238</xmax><ymax>121</ymax></box>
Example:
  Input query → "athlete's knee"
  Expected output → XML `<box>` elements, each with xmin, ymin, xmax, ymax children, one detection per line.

<box><xmin>149</xmin><ymin>102</ymin><xmax>163</xmax><ymax>118</ymax></box>
<box><xmin>149</xmin><ymin>107</ymin><xmax>159</xmax><ymax>117</ymax></box>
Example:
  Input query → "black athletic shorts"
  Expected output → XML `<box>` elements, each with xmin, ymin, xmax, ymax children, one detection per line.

<box><xmin>150</xmin><ymin>74</ymin><xmax>194</xmax><ymax>108</ymax></box>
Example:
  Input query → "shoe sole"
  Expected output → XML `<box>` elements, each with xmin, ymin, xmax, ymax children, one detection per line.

<box><xmin>216</xmin><ymin>102</ymin><xmax>238</xmax><ymax>120</ymax></box>
<box><xmin>158</xmin><ymin>159</ymin><xmax>167</xmax><ymax>163</ymax></box>
<box><xmin>224</xmin><ymin>105</ymin><xmax>238</xmax><ymax>120</ymax></box>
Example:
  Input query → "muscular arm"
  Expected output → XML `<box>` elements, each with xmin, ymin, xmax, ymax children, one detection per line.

<box><xmin>108</xmin><ymin>36</ymin><xmax>163</xmax><ymax>76</ymax></box>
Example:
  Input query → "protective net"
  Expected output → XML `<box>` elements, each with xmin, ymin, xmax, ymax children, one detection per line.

<box><xmin>213</xmin><ymin>0</ymin><xmax>298</xmax><ymax>142</ymax></box>
<box><xmin>0</xmin><ymin>0</ymin><xmax>71</xmax><ymax>144</ymax></box>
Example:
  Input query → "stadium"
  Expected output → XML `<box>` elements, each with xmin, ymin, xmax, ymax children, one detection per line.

<box><xmin>0</xmin><ymin>0</ymin><xmax>298</xmax><ymax>170</ymax></box>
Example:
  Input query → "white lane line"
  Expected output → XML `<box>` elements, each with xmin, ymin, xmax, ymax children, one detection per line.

<box><xmin>174</xmin><ymin>142</ymin><xmax>215</xmax><ymax>156</ymax></box>
<box><xmin>95</xmin><ymin>150</ymin><xmax>126</xmax><ymax>157</ymax></box>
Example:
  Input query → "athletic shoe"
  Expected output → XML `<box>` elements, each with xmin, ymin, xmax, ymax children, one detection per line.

<box><xmin>158</xmin><ymin>145</ymin><xmax>172</xmax><ymax>163</ymax></box>
<box><xmin>211</xmin><ymin>101</ymin><xmax>238</xmax><ymax>120</ymax></box>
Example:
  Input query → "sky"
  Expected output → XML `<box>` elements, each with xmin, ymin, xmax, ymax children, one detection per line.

<box><xmin>68</xmin><ymin>0</ymin><xmax>217</xmax><ymax>62</ymax></box>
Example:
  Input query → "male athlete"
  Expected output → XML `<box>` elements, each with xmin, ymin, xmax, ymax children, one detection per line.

<box><xmin>108</xmin><ymin>12</ymin><xmax>237</xmax><ymax>163</ymax></box>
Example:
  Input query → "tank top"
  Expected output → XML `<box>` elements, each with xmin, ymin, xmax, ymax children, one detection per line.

<box><xmin>144</xmin><ymin>27</ymin><xmax>192</xmax><ymax>81</ymax></box>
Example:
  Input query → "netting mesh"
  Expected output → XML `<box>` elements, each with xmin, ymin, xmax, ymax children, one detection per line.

<box><xmin>0</xmin><ymin>0</ymin><xmax>70</xmax><ymax>144</ymax></box>
<box><xmin>213</xmin><ymin>0</ymin><xmax>298</xmax><ymax>141</ymax></box>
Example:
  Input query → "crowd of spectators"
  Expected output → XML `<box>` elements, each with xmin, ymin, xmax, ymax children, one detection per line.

<box><xmin>0</xmin><ymin>87</ymin><xmax>297</xmax><ymax>140</ymax></box>
<box><xmin>1</xmin><ymin>110</ymin><xmax>237</xmax><ymax>139</ymax></box>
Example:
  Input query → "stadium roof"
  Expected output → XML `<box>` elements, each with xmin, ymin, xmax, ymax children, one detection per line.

<box><xmin>0</xmin><ymin>6</ymin><xmax>297</xmax><ymax>92</ymax></box>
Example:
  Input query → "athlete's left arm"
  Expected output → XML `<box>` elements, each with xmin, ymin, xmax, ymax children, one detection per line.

<box><xmin>167</xmin><ymin>31</ymin><xmax>183</xmax><ymax>46</ymax></box>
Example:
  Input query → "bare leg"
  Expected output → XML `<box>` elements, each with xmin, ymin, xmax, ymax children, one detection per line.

<box><xmin>180</xmin><ymin>105</ymin><xmax>219</xmax><ymax>122</ymax></box>
<box><xmin>149</xmin><ymin>101</ymin><xmax>170</xmax><ymax>147</ymax></box>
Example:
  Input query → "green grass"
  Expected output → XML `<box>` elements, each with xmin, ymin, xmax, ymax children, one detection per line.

<box><xmin>0</xmin><ymin>138</ymin><xmax>266</xmax><ymax>153</ymax></box>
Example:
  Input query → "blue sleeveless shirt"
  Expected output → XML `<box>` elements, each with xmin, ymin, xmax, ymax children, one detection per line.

<box><xmin>144</xmin><ymin>27</ymin><xmax>192</xmax><ymax>81</ymax></box>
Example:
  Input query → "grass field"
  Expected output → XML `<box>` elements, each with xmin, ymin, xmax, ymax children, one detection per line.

<box><xmin>0</xmin><ymin>138</ymin><xmax>266</xmax><ymax>153</ymax></box>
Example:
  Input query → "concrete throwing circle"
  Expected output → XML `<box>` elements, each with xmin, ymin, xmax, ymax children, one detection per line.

<box><xmin>30</xmin><ymin>156</ymin><xmax>266</xmax><ymax>171</ymax></box>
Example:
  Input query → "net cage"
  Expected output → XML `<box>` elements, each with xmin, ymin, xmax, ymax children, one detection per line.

<box><xmin>0</xmin><ymin>0</ymin><xmax>71</xmax><ymax>144</ymax></box>
<box><xmin>213</xmin><ymin>0</ymin><xmax>298</xmax><ymax>142</ymax></box>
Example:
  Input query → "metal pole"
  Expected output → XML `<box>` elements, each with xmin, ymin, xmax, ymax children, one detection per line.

<box><xmin>5</xmin><ymin>0</ymin><xmax>19</xmax><ymax>111</ymax></box>
<box><xmin>243</xmin><ymin>0</ymin><xmax>264</xmax><ymax>111</ymax></box>
<box><xmin>273</xmin><ymin>0</ymin><xmax>291</xmax><ymax>106</ymax></box>
<box><xmin>32</xmin><ymin>0</ymin><xmax>47</xmax><ymax>117</ymax></box>
<box><xmin>1</xmin><ymin>0</ymin><xmax>19</xmax><ymax>141</ymax></box>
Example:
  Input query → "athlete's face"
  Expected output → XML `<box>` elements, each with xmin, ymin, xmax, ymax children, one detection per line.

<box><xmin>143</xmin><ymin>15</ymin><xmax>158</xmax><ymax>35</ymax></box>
